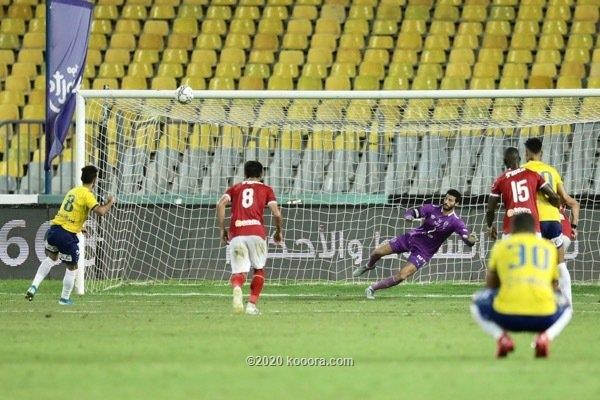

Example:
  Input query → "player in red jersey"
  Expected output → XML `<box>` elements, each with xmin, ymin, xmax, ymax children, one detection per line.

<box><xmin>216</xmin><ymin>161</ymin><xmax>283</xmax><ymax>315</ymax></box>
<box><xmin>485</xmin><ymin>147</ymin><xmax>560</xmax><ymax>240</ymax></box>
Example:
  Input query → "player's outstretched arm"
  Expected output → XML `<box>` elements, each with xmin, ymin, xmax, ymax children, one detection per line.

<box><xmin>539</xmin><ymin>184</ymin><xmax>561</xmax><ymax>208</ymax></box>
<box><xmin>485</xmin><ymin>196</ymin><xmax>500</xmax><ymax>240</ymax></box>
<box><xmin>268</xmin><ymin>202</ymin><xmax>283</xmax><ymax>243</ymax></box>
<box><xmin>557</xmin><ymin>183</ymin><xmax>580</xmax><ymax>237</ymax></box>
<box><xmin>216</xmin><ymin>195</ymin><xmax>230</xmax><ymax>244</ymax></box>
<box><xmin>93</xmin><ymin>196</ymin><xmax>115</xmax><ymax>216</ymax></box>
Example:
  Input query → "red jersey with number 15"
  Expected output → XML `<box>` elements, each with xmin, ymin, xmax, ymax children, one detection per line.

<box><xmin>490</xmin><ymin>168</ymin><xmax>548</xmax><ymax>234</ymax></box>
<box><xmin>224</xmin><ymin>180</ymin><xmax>277</xmax><ymax>239</ymax></box>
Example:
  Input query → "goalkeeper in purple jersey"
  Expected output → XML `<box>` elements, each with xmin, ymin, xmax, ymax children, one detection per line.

<box><xmin>353</xmin><ymin>189</ymin><xmax>479</xmax><ymax>299</ymax></box>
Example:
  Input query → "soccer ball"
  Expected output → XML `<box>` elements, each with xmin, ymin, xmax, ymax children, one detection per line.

<box><xmin>175</xmin><ymin>85</ymin><xmax>194</xmax><ymax>104</ymax></box>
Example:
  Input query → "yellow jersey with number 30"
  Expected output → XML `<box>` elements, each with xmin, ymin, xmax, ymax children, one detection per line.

<box><xmin>489</xmin><ymin>233</ymin><xmax>559</xmax><ymax>316</ymax></box>
<box><xmin>522</xmin><ymin>160</ymin><xmax>562</xmax><ymax>221</ymax></box>
<box><xmin>51</xmin><ymin>186</ymin><xmax>98</xmax><ymax>233</ymax></box>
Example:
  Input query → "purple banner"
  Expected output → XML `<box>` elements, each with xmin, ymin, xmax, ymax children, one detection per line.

<box><xmin>45</xmin><ymin>0</ymin><xmax>93</xmax><ymax>172</ymax></box>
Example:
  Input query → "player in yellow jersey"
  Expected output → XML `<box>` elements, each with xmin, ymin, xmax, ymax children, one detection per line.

<box><xmin>522</xmin><ymin>138</ymin><xmax>580</xmax><ymax>307</ymax></box>
<box><xmin>470</xmin><ymin>213</ymin><xmax>572</xmax><ymax>358</ymax></box>
<box><xmin>25</xmin><ymin>166</ymin><xmax>115</xmax><ymax>305</ymax></box>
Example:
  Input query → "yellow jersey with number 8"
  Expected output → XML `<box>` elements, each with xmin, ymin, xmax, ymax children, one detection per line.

<box><xmin>522</xmin><ymin>160</ymin><xmax>562</xmax><ymax>221</ymax></box>
<box><xmin>52</xmin><ymin>186</ymin><xmax>98</xmax><ymax>233</ymax></box>
<box><xmin>489</xmin><ymin>233</ymin><xmax>559</xmax><ymax>316</ymax></box>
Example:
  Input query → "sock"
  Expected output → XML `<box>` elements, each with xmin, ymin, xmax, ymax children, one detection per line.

<box><xmin>366</xmin><ymin>253</ymin><xmax>383</xmax><ymax>270</ymax></box>
<box><xmin>249</xmin><ymin>269</ymin><xmax>265</xmax><ymax>304</ymax></box>
<box><xmin>371</xmin><ymin>275</ymin><xmax>401</xmax><ymax>291</ymax></box>
<box><xmin>61</xmin><ymin>269</ymin><xmax>76</xmax><ymax>300</ymax></box>
<box><xmin>557</xmin><ymin>262</ymin><xmax>572</xmax><ymax>307</ymax></box>
<box><xmin>230</xmin><ymin>273</ymin><xmax>246</xmax><ymax>288</ymax></box>
<box><xmin>470</xmin><ymin>304</ymin><xmax>504</xmax><ymax>340</ymax></box>
<box><xmin>546</xmin><ymin>306</ymin><xmax>573</xmax><ymax>341</ymax></box>
<box><xmin>31</xmin><ymin>257</ymin><xmax>57</xmax><ymax>290</ymax></box>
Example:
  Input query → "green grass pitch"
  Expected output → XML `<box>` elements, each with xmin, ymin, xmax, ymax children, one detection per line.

<box><xmin>1</xmin><ymin>280</ymin><xmax>599</xmax><ymax>400</ymax></box>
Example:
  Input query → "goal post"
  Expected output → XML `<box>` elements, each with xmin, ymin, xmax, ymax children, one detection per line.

<box><xmin>75</xmin><ymin>89</ymin><xmax>600</xmax><ymax>292</ymax></box>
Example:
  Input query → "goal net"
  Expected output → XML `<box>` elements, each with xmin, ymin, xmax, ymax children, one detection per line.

<box><xmin>77</xmin><ymin>90</ymin><xmax>600</xmax><ymax>292</ymax></box>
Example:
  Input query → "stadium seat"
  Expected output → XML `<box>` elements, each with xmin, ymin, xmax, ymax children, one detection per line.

<box><xmin>110</xmin><ymin>33</ymin><xmax>136</xmax><ymax>50</ymax></box>
<box><xmin>230</xmin><ymin>19</ymin><xmax>256</xmax><ymax>35</ymax></box>
<box><xmin>297</xmin><ymin>76</ymin><xmax>322</xmax><ymax>90</ymax></box>
<box><xmin>22</xmin><ymin>33</ymin><xmax>45</xmax><ymax>49</ymax></box>
<box><xmin>528</xmin><ymin>76</ymin><xmax>553</xmax><ymax>89</ymax></box>
<box><xmin>315</xmin><ymin>18</ymin><xmax>340</xmax><ymax>36</ymax></box>
<box><xmin>238</xmin><ymin>75</ymin><xmax>264</xmax><ymax>90</ymax></box>
<box><xmin>121</xmin><ymin>4</ymin><xmax>147</xmax><ymax>19</ymax></box>
<box><xmin>354</xmin><ymin>76</ymin><xmax>379</xmax><ymax>90</ymax></box>
<box><xmin>224</xmin><ymin>34</ymin><xmax>251</xmax><ymax>49</ymax></box>
<box><xmin>128</xmin><ymin>63</ymin><xmax>154</xmax><ymax>78</ymax></box>
<box><xmin>531</xmin><ymin>63</ymin><xmax>557</xmax><ymax>78</ymax></box>
<box><xmin>330</xmin><ymin>63</ymin><xmax>356</xmax><ymax>78</ymax></box>
<box><xmin>149</xmin><ymin>5</ymin><xmax>176</xmax><ymax>20</ymax></box>
<box><xmin>388</xmin><ymin>63</ymin><xmax>414</xmax><ymax>79</ymax></box>
<box><xmin>121</xmin><ymin>76</ymin><xmax>147</xmax><ymax>89</ymax></box>
<box><xmin>138</xmin><ymin>34</ymin><xmax>164</xmax><ymax>50</ymax></box>
<box><xmin>158</xmin><ymin>63</ymin><xmax>184</xmax><ymax>78</ymax></box>
<box><xmin>325</xmin><ymin>76</ymin><xmax>351</xmax><ymax>90</ymax></box>
<box><xmin>98</xmin><ymin>63</ymin><xmax>125</xmax><ymax>78</ymax></box>
<box><xmin>302</xmin><ymin>64</ymin><xmax>328</xmax><ymax>79</ymax></box>
<box><xmin>258</xmin><ymin>18</ymin><xmax>284</xmax><ymax>35</ymax></box>
<box><xmin>506</xmin><ymin>50</ymin><xmax>533</xmax><ymax>64</ymax></box>
<box><xmin>267</xmin><ymin>75</ymin><xmax>293</xmax><ymax>90</ymax></box>
<box><xmin>163</xmin><ymin>48</ymin><xmax>189</xmax><ymax>64</ymax></box>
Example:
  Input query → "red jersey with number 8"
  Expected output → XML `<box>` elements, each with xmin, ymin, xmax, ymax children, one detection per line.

<box><xmin>224</xmin><ymin>181</ymin><xmax>277</xmax><ymax>239</ymax></box>
<box><xmin>490</xmin><ymin>168</ymin><xmax>548</xmax><ymax>234</ymax></box>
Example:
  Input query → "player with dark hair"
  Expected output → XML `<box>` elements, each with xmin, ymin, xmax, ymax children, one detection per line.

<box><xmin>354</xmin><ymin>189</ymin><xmax>478</xmax><ymax>299</ymax></box>
<box><xmin>485</xmin><ymin>147</ymin><xmax>560</xmax><ymax>240</ymax></box>
<box><xmin>25</xmin><ymin>165</ymin><xmax>115</xmax><ymax>304</ymax></box>
<box><xmin>522</xmin><ymin>137</ymin><xmax>580</xmax><ymax>306</ymax></box>
<box><xmin>216</xmin><ymin>160</ymin><xmax>283</xmax><ymax>315</ymax></box>
<box><xmin>471</xmin><ymin>213</ymin><xmax>572</xmax><ymax>358</ymax></box>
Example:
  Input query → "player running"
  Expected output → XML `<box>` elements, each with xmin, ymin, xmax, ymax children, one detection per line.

<box><xmin>25</xmin><ymin>165</ymin><xmax>115</xmax><ymax>305</ymax></box>
<box><xmin>485</xmin><ymin>147</ymin><xmax>560</xmax><ymax>240</ymax></box>
<box><xmin>471</xmin><ymin>213</ymin><xmax>572</xmax><ymax>358</ymax></box>
<box><xmin>522</xmin><ymin>137</ymin><xmax>580</xmax><ymax>306</ymax></box>
<box><xmin>353</xmin><ymin>189</ymin><xmax>478</xmax><ymax>299</ymax></box>
<box><xmin>216</xmin><ymin>161</ymin><xmax>283</xmax><ymax>315</ymax></box>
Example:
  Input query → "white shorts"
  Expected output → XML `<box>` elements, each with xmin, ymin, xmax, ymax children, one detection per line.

<box><xmin>229</xmin><ymin>235</ymin><xmax>267</xmax><ymax>274</ymax></box>
<box><xmin>561</xmin><ymin>235</ymin><xmax>571</xmax><ymax>251</ymax></box>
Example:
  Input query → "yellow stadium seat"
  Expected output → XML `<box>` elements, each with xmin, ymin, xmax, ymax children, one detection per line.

<box><xmin>83</xmin><ymin>62</ymin><xmax>96</xmax><ymax>78</ymax></box>
<box><xmin>236</xmin><ymin>5</ymin><xmax>261</xmax><ymax>19</ymax></box>
<box><xmin>178</xmin><ymin>4</ymin><xmax>204</xmax><ymax>18</ymax></box>
<box><xmin>440</xmin><ymin>77</ymin><xmax>466</xmax><ymax>90</ymax></box>
<box><xmin>263</xmin><ymin>5</ymin><xmax>288</xmax><ymax>19</ymax></box>
<box><xmin>0</xmin><ymin>91</ymin><xmax>24</xmax><ymax>107</ymax></box>
<box><xmin>93</xmin><ymin>5</ymin><xmax>118</xmax><ymax>20</ymax></box>
<box><xmin>546</xmin><ymin>5</ymin><xmax>571</xmax><ymax>21</ymax></box>
<box><xmin>542</xmin><ymin>20</ymin><xmax>567</xmax><ymax>36</ymax></box>
<box><xmin>297</xmin><ymin>76</ymin><xmax>322</xmax><ymax>90</ymax></box>
<box><xmin>138</xmin><ymin>34</ymin><xmax>164</xmax><ymax>50</ymax></box>
<box><xmin>315</xmin><ymin>18</ymin><xmax>341</xmax><ymax>36</ymax></box>
<box><xmin>248</xmin><ymin>49</ymin><xmax>274</xmax><ymax>64</ymax></box>
<box><xmin>404</xmin><ymin>5</ymin><xmax>431</xmax><ymax>21</ymax></box>
<box><xmin>173</xmin><ymin>18</ymin><xmax>199</xmax><ymax>36</ymax></box>
<box><xmin>302</xmin><ymin>63</ymin><xmax>328</xmax><ymax>79</ymax></box>
<box><xmin>121</xmin><ymin>4</ymin><xmax>147</xmax><ymax>19</ymax></box>
<box><xmin>411</xmin><ymin>76</ymin><xmax>437</xmax><ymax>90</ymax></box>
<box><xmin>348</xmin><ymin>5</ymin><xmax>374</xmax><ymax>20</ymax></box>
<box><xmin>11</xmin><ymin>62</ymin><xmax>37</xmax><ymax>79</ymax></box>
<box><xmin>253</xmin><ymin>33</ymin><xmax>278</xmax><ymax>50</ymax></box>
<box><xmin>325</xmin><ymin>76</ymin><xmax>351</xmax><ymax>90</ymax></box>
<box><xmin>420</xmin><ymin>49</ymin><xmax>446</xmax><ymax>64</ymax></box>
<box><xmin>531</xmin><ymin>63</ymin><xmax>557</xmax><ymax>78</ymax></box>
<box><xmin>115</xmin><ymin>19</ymin><xmax>140</xmax><ymax>35</ymax></box>
<box><xmin>392</xmin><ymin>49</ymin><xmax>418</xmax><ymax>65</ymax></box>
<box><xmin>538</xmin><ymin>34</ymin><xmax>564</xmax><ymax>50</ymax></box>
<box><xmin>18</xmin><ymin>48</ymin><xmax>44</xmax><ymax>65</ymax></box>
<box><xmin>590</xmin><ymin>64</ymin><xmax>600</xmax><ymax>78</ymax></box>
<box><xmin>180</xmin><ymin>75</ymin><xmax>205</xmax><ymax>91</ymax></box>
<box><xmin>238</xmin><ymin>75</ymin><xmax>264</xmax><ymax>90</ymax></box>
<box><xmin>527</xmin><ymin>76</ymin><xmax>553</xmax><ymax>89</ymax></box>
<box><xmin>219</xmin><ymin>48</ymin><xmax>244</xmax><ymax>65</ymax></box>
<box><xmin>489</xmin><ymin>6</ymin><xmax>515</xmax><ymax>21</ymax></box>
<box><xmin>535</xmin><ymin>49</ymin><xmax>561</xmax><ymax>65</ymax></box>
<box><xmin>168</xmin><ymin>34</ymin><xmax>193</xmax><ymax>50</ymax></box>
<box><xmin>267</xmin><ymin>75</ymin><xmax>293</xmax><ymax>90</ymax></box>
<box><xmin>472</xmin><ymin>62</ymin><xmax>499</xmax><ymax>79</ymax></box>
<box><xmin>513</xmin><ymin>20</ymin><xmax>539</xmax><ymax>36</ymax></box>
<box><xmin>98</xmin><ymin>63</ymin><xmax>125</xmax><ymax>78</ymax></box>
<box><xmin>430</xmin><ymin>21</ymin><xmax>455</xmax><ymax>36</ymax></box>
<box><xmin>469</xmin><ymin>78</ymin><xmax>495</xmax><ymax>90</ymax></box>
<box><xmin>462</xmin><ymin>5</ymin><xmax>487</xmax><ymax>22</ymax></box>
<box><xmin>244</xmin><ymin>63</ymin><xmax>271</xmax><ymax>78</ymax></box>
<box><xmin>110</xmin><ymin>33</ymin><xmax>136</xmax><ymax>50</ymax></box>
<box><xmin>424</xmin><ymin>34</ymin><xmax>450</xmax><ymax>50</ymax></box>
<box><xmin>556</xmin><ymin>76</ymin><xmax>581</xmax><ymax>89</ymax></box>
<box><xmin>560</xmin><ymin>63</ymin><xmax>585</xmax><ymax>79</ymax></box>
<box><xmin>292</xmin><ymin>5</ymin><xmax>318</xmax><ymax>19</ymax></box>
<box><xmin>258</xmin><ymin>18</ymin><xmax>284</xmax><ymax>35</ymax></box>
<box><xmin>376</xmin><ymin>4</ymin><xmax>402</xmax><ymax>21</ymax></box>
<box><xmin>485</xmin><ymin>20</ymin><xmax>511</xmax><ymax>36</ymax></box>
<box><xmin>5</xmin><ymin>76</ymin><xmax>30</xmax><ymax>92</ymax></box>
<box><xmin>92</xmin><ymin>78</ymin><xmax>119</xmax><ymax>90</ymax></box>
<box><xmin>144</xmin><ymin>20</ymin><xmax>169</xmax><ymax>36</ymax></box>
<box><xmin>1</xmin><ymin>18</ymin><xmax>26</xmax><ymax>35</ymax></box>
<box><xmin>510</xmin><ymin>34</ymin><xmax>537</xmax><ymax>51</ymax></box>
<box><xmin>372</xmin><ymin>20</ymin><xmax>397</xmax><ymax>36</ymax></box>
<box><xmin>499</xmin><ymin>76</ymin><xmax>525</xmax><ymax>89</ymax></box>
<box><xmin>310</xmin><ymin>33</ymin><xmax>337</xmax><ymax>50</ymax></box>
<box><xmin>121</xmin><ymin>76</ymin><xmax>147</xmax><ymax>89</ymax></box>
<box><xmin>0</xmin><ymin>104</ymin><xmax>19</xmax><ymax>120</ymax></box>
<box><xmin>368</xmin><ymin>36</ymin><xmax>394</xmax><ymax>49</ymax></box>
<box><xmin>587</xmin><ymin>77</ymin><xmax>600</xmax><ymax>88</ymax></box>
<box><xmin>195</xmin><ymin>34</ymin><xmax>221</xmax><ymax>50</ymax></box>
<box><xmin>567</xmin><ymin>34</ymin><xmax>594</xmax><ymax>50</ymax></box>
<box><xmin>224</xmin><ymin>34</ymin><xmax>251</xmax><ymax>49</ymax></box>
<box><xmin>344</xmin><ymin>19</ymin><xmax>369</xmax><ymax>36</ymax></box>
<box><xmin>506</xmin><ymin>49</ymin><xmax>532</xmax><ymax>64</ymax></box>
<box><xmin>449</xmin><ymin>49</ymin><xmax>475</xmax><ymax>65</ymax></box>
<box><xmin>416</xmin><ymin>63</ymin><xmax>443</xmax><ymax>80</ymax></box>
<box><xmin>201</xmin><ymin>19</ymin><xmax>226</xmax><ymax>35</ymax></box>
<box><xmin>478</xmin><ymin>48</ymin><xmax>503</xmax><ymax>64</ymax></box>
<box><xmin>149</xmin><ymin>5</ymin><xmax>175</xmax><ymax>19</ymax></box>
<box><xmin>33</xmin><ymin>75</ymin><xmax>45</xmax><ymax>90</ymax></box>
<box><xmin>388</xmin><ymin>63</ymin><xmax>414</xmax><ymax>79</ymax></box>
<box><xmin>354</xmin><ymin>76</ymin><xmax>379</xmax><ymax>90</ymax></box>
<box><xmin>517</xmin><ymin>5</ymin><xmax>543</xmax><ymax>21</ymax></box>
<box><xmin>34</xmin><ymin>4</ymin><xmax>45</xmax><ymax>19</ymax></box>
<box><xmin>453</xmin><ymin>34</ymin><xmax>479</xmax><ymax>49</ymax></box>
<box><xmin>397</xmin><ymin>33</ymin><xmax>423</xmax><ymax>51</ymax></box>
<box><xmin>133</xmin><ymin>49</ymin><xmax>159</xmax><ymax>64</ymax></box>
<box><xmin>272</xmin><ymin>63</ymin><xmax>299</xmax><ymax>78</ymax></box>
<box><xmin>336</xmin><ymin>48</ymin><xmax>361</xmax><ymax>65</ymax></box>
<box><xmin>0</xmin><ymin>50</ymin><xmax>15</xmax><ymax>64</ymax></box>
<box><xmin>330</xmin><ymin>63</ymin><xmax>356</xmax><ymax>78</ymax></box>
<box><xmin>128</xmin><ymin>62</ymin><xmax>154</xmax><ymax>78</ymax></box>
<box><xmin>358</xmin><ymin>62</ymin><xmax>384</xmax><ymax>79</ymax></box>
<box><xmin>434</xmin><ymin>4</ymin><xmax>459</xmax><ymax>21</ymax></box>
<box><xmin>339</xmin><ymin>34</ymin><xmax>365</xmax><ymax>49</ymax></box>
<box><xmin>306</xmin><ymin>48</ymin><xmax>332</xmax><ymax>65</ymax></box>
<box><xmin>481</xmin><ymin>34</ymin><xmax>507</xmax><ymax>50</ymax></box>
<box><xmin>400</xmin><ymin>19</ymin><xmax>427</xmax><ymax>34</ymax></box>
<box><xmin>158</xmin><ymin>63</ymin><xmax>184</xmax><ymax>78</ymax></box>
<box><xmin>186</xmin><ymin>63</ymin><xmax>213</xmax><ymax>78</ymax></box>
<box><xmin>445</xmin><ymin>63</ymin><xmax>471</xmax><ymax>79</ymax></box>
<box><xmin>282</xmin><ymin>34</ymin><xmax>308</xmax><ymax>50</ymax></box>
<box><xmin>321</xmin><ymin>4</ymin><xmax>347</xmax><ymax>23</ymax></box>
<box><xmin>163</xmin><ymin>48</ymin><xmax>189</xmax><ymax>64</ymax></box>
<box><xmin>29</xmin><ymin>18</ymin><xmax>45</xmax><ymax>33</ymax></box>
<box><xmin>151</xmin><ymin>77</ymin><xmax>177</xmax><ymax>90</ymax></box>
<box><xmin>209</xmin><ymin>77</ymin><xmax>235</xmax><ymax>90</ymax></box>
<box><xmin>502</xmin><ymin>63</ymin><xmax>528</xmax><ymax>79</ymax></box>
<box><xmin>382</xmin><ymin>76</ymin><xmax>409</xmax><ymax>90</ymax></box>
<box><xmin>364</xmin><ymin>49</ymin><xmax>389</xmax><ymax>65</ymax></box>
<box><xmin>215</xmin><ymin>63</ymin><xmax>242</xmax><ymax>78</ymax></box>
<box><xmin>230</xmin><ymin>19</ymin><xmax>256</xmax><ymax>35</ymax></box>
<box><xmin>571</xmin><ymin>21</ymin><xmax>596</xmax><ymax>35</ymax></box>
<box><xmin>457</xmin><ymin>21</ymin><xmax>482</xmax><ymax>36</ymax></box>
<box><xmin>573</xmin><ymin>5</ymin><xmax>599</xmax><ymax>22</ymax></box>
<box><xmin>564</xmin><ymin>48</ymin><xmax>590</xmax><ymax>64</ymax></box>
<box><xmin>22</xmin><ymin>33</ymin><xmax>45</xmax><ymax>49</ymax></box>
